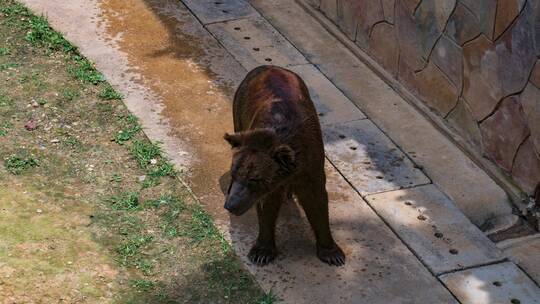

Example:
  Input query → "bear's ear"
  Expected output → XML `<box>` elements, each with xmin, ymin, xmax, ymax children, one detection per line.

<box><xmin>273</xmin><ymin>144</ymin><xmax>296</xmax><ymax>174</ymax></box>
<box><xmin>224</xmin><ymin>132</ymin><xmax>242</xmax><ymax>148</ymax></box>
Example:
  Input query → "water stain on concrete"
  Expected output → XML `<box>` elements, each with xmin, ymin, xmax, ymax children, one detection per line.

<box><xmin>96</xmin><ymin>0</ymin><xmax>246</xmax><ymax>216</ymax></box>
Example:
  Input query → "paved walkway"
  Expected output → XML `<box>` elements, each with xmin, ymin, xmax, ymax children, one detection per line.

<box><xmin>20</xmin><ymin>0</ymin><xmax>540</xmax><ymax>303</ymax></box>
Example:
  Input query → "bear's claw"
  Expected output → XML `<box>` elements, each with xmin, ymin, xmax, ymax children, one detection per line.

<box><xmin>248</xmin><ymin>245</ymin><xmax>277</xmax><ymax>266</ymax></box>
<box><xmin>317</xmin><ymin>244</ymin><xmax>346</xmax><ymax>266</ymax></box>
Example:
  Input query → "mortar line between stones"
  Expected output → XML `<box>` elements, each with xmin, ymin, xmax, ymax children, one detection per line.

<box><xmin>436</xmin><ymin>258</ymin><xmax>510</xmax><ymax>277</ymax></box>
<box><xmin>515</xmin><ymin>260</ymin><xmax>540</xmax><ymax>288</ymax></box>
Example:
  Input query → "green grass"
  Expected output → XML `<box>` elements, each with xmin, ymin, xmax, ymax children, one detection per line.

<box><xmin>69</xmin><ymin>55</ymin><xmax>105</xmax><ymax>84</ymax></box>
<box><xmin>0</xmin><ymin>122</ymin><xmax>11</xmax><ymax>136</ymax></box>
<box><xmin>25</xmin><ymin>14</ymin><xmax>75</xmax><ymax>52</ymax></box>
<box><xmin>3</xmin><ymin>154</ymin><xmax>39</xmax><ymax>174</ymax></box>
<box><xmin>114</xmin><ymin>114</ymin><xmax>142</xmax><ymax>145</ymax></box>
<box><xmin>130</xmin><ymin>279</ymin><xmax>157</xmax><ymax>292</ymax></box>
<box><xmin>116</xmin><ymin>234</ymin><xmax>154</xmax><ymax>275</ymax></box>
<box><xmin>0</xmin><ymin>47</ymin><xmax>9</xmax><ymax>55</ymax></box>
<box><xmin>0</xmin><ymin>0</ymin><xmax>273</xmax><ymax>302</ymax></box>
<box><xmin>99</xmin><ymin>84</ymin><xmax>123</xmax><ymax>100</ymax></box>
<box><xmin>62</xmin><ymin>88</ymin><xmax>79</xmax><ymax>101</ymax></box>
<box><xmin>106</xmin><ymin>191</ymin><xmax>141</xmax><ymax>211</ymax></box>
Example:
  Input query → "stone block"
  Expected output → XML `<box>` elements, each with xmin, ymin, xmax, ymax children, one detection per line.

<box><xmin>289</xmin><ymin>64</ymin><xmax>366</xmax><ymax>125</ymax></box>
<box><xmin>323</xmin><ymin>120</ymin><xmax>430</xmax><ymax>195</ymax></box>
<box><xmin>446</xmin><ymin>98</ymin><xmax>483</xmax><ymax>149</ymax></box>
<box><xmin>381</xmin><ymin>0</ymin><xmax>395</xmax><ymax>23</ymax></box>
<box><xmin>352</xmin><ymin>1</ymin><xmax>385</xmax><ymax>48</ymax></box>
<box><xmin>305</xmin><ymin>0</ymin><xmax>320</xmax><ymax>9</ymax></box>
<box><xmin>440</xmin><ymin>262</ymin><xmax>540</xmax><ymax>304</ymax></box>
<box><xmin>207</xmin><ymin>17</ymin><xmax>308</xmax><ymax>71</ymax></box>
<box><xmin>415</xmin><ymin>62</ymin><xmax>459</xmax><ymax>116</ymax></box>
<box><xmin>494</xmin><ymin>0</ymin><xmax>526</xmax><ymax>39</ymax></box>
<box><xmin>414</xmin><ymin>0</ymin><xmax>456</xmax><ymax>59</ymax></box>
<box><xmin>365</xmin><ymin>185</ymin><xmax>503</xmax><ymax>275</ymax></box>
<box><xmin>520</xmin><ymin>82</ymin><xmax>540</xmax><ymax>156</ymax></box>
<box><xmin>446</xmin><ymin>3</ymin><xmax>482</xmax><ymax>45</ymax></box>
<box><xmin>480</xmin><ymin>96</ymin><xmax>530</xmax><ymax>172</ymax></box>
<box><xmin>396</xmin><ymin>0</ymin><xmax>426</xmax><ymax>71</ymax></box>
<box><xmin>511</xmin><ymin>138</ymin><xmax>540</xmax><ymax>195</ymax></box>
<box><xmin>336</xmin><ymin>0</ymin><xmax>361</xmax><ymax>40</ymax></box>
<box><xmin>402</xmin><ymin>0</ymin><xmax>421</xmax><ymax>13</ymax></box>
<box><xmin>460</xmin><ymin>0</ymin><xmax>497</xmax><ymax>38</ymax></box>
<box><xmin>368</xmin><ymin>22</ymin><xmax>399</xmax><ymax>75</ymax></box>
<box><xmin>531</xmin><ymin>60</ymin><xmax>540</xmax><ymax>88</ymax></box>
<box><xmin>498</xmin><ymin>234</ymin><xmax>540</xmax><ymax>285</ymax></box>
<box><xmin>320</xmin><ymin>0</ymin><xmax>338</xmax><ymax>23</ymax></box>
<box><xmin>463</xmin><ymin>7</ymin><xmax>536</xmax><ymax>121</ymax></box>
<box><xmin>182</xmin><ymin>0</ymin><xmax>258</xmax><ymax>24</ymax></box>
<box><xmin>431</xmin><ymin>34</ymin><xmax>463</xmax><ymax>89</ymax></box>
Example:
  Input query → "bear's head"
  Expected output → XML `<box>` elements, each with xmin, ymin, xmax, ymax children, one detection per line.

<box><xmin>223</xmin><ymin>128</ymin><xmax>297</xmax><ymax>216</ymax></box>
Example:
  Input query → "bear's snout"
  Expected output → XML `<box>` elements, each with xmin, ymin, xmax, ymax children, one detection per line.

<box><xmin>224</xmin><ymin>182</ymin><xmax>253</xmax><ymax>216</ymax></box>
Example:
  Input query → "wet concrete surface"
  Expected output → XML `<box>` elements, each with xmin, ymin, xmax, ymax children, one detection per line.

<box><xmin>366</xmin><ymin>185</ymin><xmax>504</xmax><ymax>275</ymax></box>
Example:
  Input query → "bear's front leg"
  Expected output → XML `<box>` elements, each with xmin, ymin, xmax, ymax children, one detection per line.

<box><xmin>248</xmin><ymin>190</ymin><xmax>284</xmax><ymax>266</ymax></box>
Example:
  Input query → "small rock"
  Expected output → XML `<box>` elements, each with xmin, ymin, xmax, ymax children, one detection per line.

<box><xmin>31</xmin><ymin>101</ymin><xmax>39</xmax><ymax>108</ymax></box>
<box><xmin>36</xmin><ymin>209</ymin><xmax>43</xmax><ymax>213</ymax></box>
<box><xmin>24</xmin><ymin>120</ymin><xmax>38</xmax><ymax>131</ymax></box>
<box><xmin>150</xmin><ymin>159</ymin><xmax>158</xmax><ymax>165</ymax></box>
<box><xmin>50</xmin><ymin>139</ymin><xmax>60</xmax><ymax>143</ymax></box>
<box><xmin>138</xmin><ymin>175</ymin><xmax>146</xmax><ymax>182</ymax></box>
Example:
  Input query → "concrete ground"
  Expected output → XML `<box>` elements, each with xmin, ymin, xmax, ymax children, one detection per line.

<box><xmin>19</xmin><ymin>0</ymin><xmax>540</xmax><ymax>303</ymax></box>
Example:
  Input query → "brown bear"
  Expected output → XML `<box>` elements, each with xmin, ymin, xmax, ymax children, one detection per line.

<box><xmin>223</xmin><ymin>65</ymin><xmax>345</xmax><ymax>266</ymax></box>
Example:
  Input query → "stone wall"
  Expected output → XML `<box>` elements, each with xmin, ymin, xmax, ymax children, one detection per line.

<box><xmin>308</xmin><ymin>0</ymin><xmax>540</xmax><ymax>197</ymax></box>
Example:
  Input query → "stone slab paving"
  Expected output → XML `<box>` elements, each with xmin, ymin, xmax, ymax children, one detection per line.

<box><xmin>289</xmin><ymin>64</ymin><xmax>366</xmax><ymax>125</ymax></box>
<box><xmin>207</xmin><ymin>17</ymin><xmax>308</xmax><ymax>70</ymax></box>
<box><xmin>247</xmin><ymin>0</ymin><xmax>513</xmax><ymax>227</ymax></box>
<box><xmin>226</xmin><ymin>163</ymin><xmax>458</xmax><ymax>303</ymax></box>
<box><xmin>182</xmin><ymin>0</ymin><xmax>258</xmax><ymax>24</ymax></box>
<box><xmin>365</xmin><ymin>185</ymin><xmax>504</xmax><ymax>275</ymax></box>
<box><xmin>323</xmin><ymin>120</ymin><xmax>430</xmax><ymax>195</ymax></box>
<box><xmin>440</xmin><ymin>262</ymin><xmax>540</xmax><ymax>304</ymax></box>
<box><xmin>498</xmin><ymin>234</ymin><xmax>540</xmax><ymax>285</ymax></box>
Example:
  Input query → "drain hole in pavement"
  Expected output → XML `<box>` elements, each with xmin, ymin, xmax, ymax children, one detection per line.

<box><xmin>376</xmin><ymin>176</ymin><xmax>383</xmax><ymax>179</ymax></box>
<box><xmin>214</xmin><ymin>1</ymin><xmax>222</xmax><ymax>4</ymax></box>
<box><xmin>244</xmin><ymin>36</ymin><xmax>251</xmax><ymax>40</ymax></box>
<box><xmin>253</xmin><ymin>47</ymin><xmax>260</xmax><ymax>51</ymax></box>
<box><xmin>234</xmin><ymin>27</ymin><xmax>241</xmax><ymax>31</ymax></box>
<box><xmin>434</xmin><ymin>232</ymin><xmax>443</xmax><ymax>238</ymax></box>
<box><xmin>338</xmin><ymin>134</ymin><xmax>346</xmax><ymax>139</ymax></box>
<box><xmin>265</xmin><ymin>58</ymin><xmax>272</xmax><ymax>62</ymax></box>
<box><xmin>511</xmin><ymin>299</ymin><xmax>521</xmax><ymax>304</ymax></box>
<box><xmin>222</xmin><ymin>10</ymin><xmax>229</xmax><ymax>13</ymax></box>
<box><xmin>492</xmin><ymin>281</ymin><xmax>502</xmax><ymax>287</ymax></box>
<box><xmin>318</xmin><ymin>112</ymin><xmax>324</xmax><ymax>117</ymax></box>
<box><xmin>350</xmin><ymin>146</ymin><xmax>357</xmax><ymax>151</ymax></box>
<box><xmin>404</xmin><ymin>201</ymin><xmax>412</xmax><ymax>206</ymax></box>
<box><xmin>417</xmin><ymin>215</ymin><xmax>426</xmax><ymax>221</ymax></box>
<box><xmin>449</xmin><ymin>249</ymin><xmax>459</xmax><ymax>255</ymax></box>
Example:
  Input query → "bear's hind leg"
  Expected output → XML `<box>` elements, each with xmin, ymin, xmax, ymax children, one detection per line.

<box><xmin>248</xmin><ymin>189</ymin><xmax>284</xmax><ymax>266</ymax></box>
<box><xmin>295</xmin><ymin>178</ymin><xmax>345</xmax><ymax>266</ymax></box>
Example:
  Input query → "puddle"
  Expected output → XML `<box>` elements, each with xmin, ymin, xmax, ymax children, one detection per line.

<box><xmin>96</xmin><ymin>0</ymin><xmax>245</xmax><ymax>213</ymax></box>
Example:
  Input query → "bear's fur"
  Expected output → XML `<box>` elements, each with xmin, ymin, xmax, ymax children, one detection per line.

<box><xmin>223</xmin><ymin>65</ymin><xmax>345</xmax><ymax>266</ymax></box>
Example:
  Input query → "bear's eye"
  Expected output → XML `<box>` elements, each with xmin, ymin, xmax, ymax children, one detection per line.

<box><xmin>248</xmin><ymin>177</ymin><xmax>263</xmax><ymax>186</ymax></box>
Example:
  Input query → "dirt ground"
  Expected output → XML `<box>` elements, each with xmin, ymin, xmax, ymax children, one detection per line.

<box><xmin>0</xmin><ymin>1</ymin><xmax>274</xmax><ymax>303</ymax></box>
